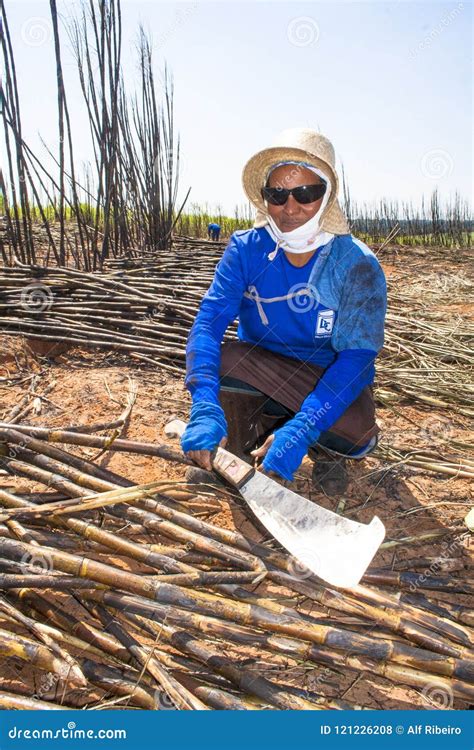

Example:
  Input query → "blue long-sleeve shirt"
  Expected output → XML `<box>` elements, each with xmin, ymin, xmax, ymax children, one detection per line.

<box><xmin>185</xmin><ymin>227</ymin><xmax>387</xmax><ymax>436</ymax></box>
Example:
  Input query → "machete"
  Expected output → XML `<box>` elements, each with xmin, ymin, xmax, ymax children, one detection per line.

<box><xmin>165</xmin><ymin>419</ymin><xmax>385</xmax><ymax>588</ymax></box>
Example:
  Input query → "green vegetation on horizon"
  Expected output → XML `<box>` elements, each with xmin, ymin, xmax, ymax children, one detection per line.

<box><xmin>2</xmin><ymin>197</ymin><xmax>472</xmax><ymax>250</ymax></box>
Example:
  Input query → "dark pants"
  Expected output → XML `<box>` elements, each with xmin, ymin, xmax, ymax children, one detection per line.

<box><xmin>219</xmin><ymin>342</ymin><xmax>379</xmax><ymax>457</ymax></box>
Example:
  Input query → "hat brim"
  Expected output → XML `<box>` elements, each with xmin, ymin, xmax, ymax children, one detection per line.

<box><xmin>242</xmin><ymin>146</ymin><xmax>349</xmax><ymax>235</ymax></box>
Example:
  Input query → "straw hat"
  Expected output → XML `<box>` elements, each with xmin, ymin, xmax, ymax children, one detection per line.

<box><xmin>242</xmin><ymin>128</ymin><xmax>349</xmax><ymax>235</ymax></box>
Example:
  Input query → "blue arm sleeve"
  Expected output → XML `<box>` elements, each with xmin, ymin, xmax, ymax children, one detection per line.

<box><xmin>294</xmin><ymin>252</ymin><xmax>387</xmax><ymax>435</ymax></box>
<box><xmin>298</xmin><ymin>348</ymin><xmax>377</xmax><ymax>438</ymax></box>
<box><xmin>300</xmin><ymin>252</ymin><xmax>387</xmax><ymax>434</ymax></box>
<box><xmin>185</xmin><ymin>237</ymin><xmax>247</xmax><ymax>405</ymax></box>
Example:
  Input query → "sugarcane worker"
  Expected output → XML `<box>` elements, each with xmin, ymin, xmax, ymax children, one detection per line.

<box><xmin>182</xmin><ymin>128</ymin><xmax>387</xmax><ymax>495</ymax></box>
<box><xmin>207</xmin><ymin>222</ymin><xmax>221</xmax><ymax>241</ymax></box>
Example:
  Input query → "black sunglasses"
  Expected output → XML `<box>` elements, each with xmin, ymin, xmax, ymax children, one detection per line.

<box><xmin>261</xmin><ymin>183</ymin><xmax>327</xmax><ymax>206</ymax></box>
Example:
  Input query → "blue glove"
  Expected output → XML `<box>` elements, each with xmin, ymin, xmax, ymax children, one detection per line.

<box><xmin>180</xmin><ymin>401</ymin><xmax>227</xmax><ymax>453</ymax></box>
<box><xmin>262</xmin><ymin>410</ymin><xmax>321</xmax><ymax>481</ymax></box>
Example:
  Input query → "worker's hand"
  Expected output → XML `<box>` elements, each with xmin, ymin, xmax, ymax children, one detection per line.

<box><xmin>186</xmin><ymin>436</ymin><xmax>227</xmax><ymax>471</ymax></box>
<box><xmin>251</xmin><ymin>435</ymin><xmax>292</xmax><ymax>487</ymax></box>
<box><xmin>180</xmin><ymin>401</ymin><xmax>227</xmax><ymax>468</ymax></box>
<box><xmin>255</xmin><ymin>417</ymin><xmax>314</xmax><ymax>482</ymax></box>
<box><xmin>251</xmin><ymin>434</ymin><xmax>282</xmax><ymax>478</ymax></box>
<box><xmin>250</xmin><ymin>434</ymin><xmax>275</xmax><ymax>464</ymax></box>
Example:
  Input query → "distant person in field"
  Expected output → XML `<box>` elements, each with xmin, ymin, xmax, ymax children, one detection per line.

<box><xmin>207</xmin><ymin>222</ymin><xmax>221</xmax><ymax>241</ymax></box>
<box><xmin>182</xmin><ymin>128</ymin><xmax>387</xmax><ymax>495</ymax></box>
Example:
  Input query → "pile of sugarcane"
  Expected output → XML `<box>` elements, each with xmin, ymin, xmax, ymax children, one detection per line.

<box><xmin>0</xmin><ymin>240</ymin><xmax>218</xmax><ymax>376</ymax></box>
<box><xmin>0</xmin><ymin>238</ymin><xmax>472</xmax><ymax>403</ymax></box>
<box><xmin>1</xmin><ymin>237</ymin><xmax>473</xmax><ymax>480</ymax></box>
<box><xmin>0</xmin><ymin>420</ymin><xmax>473</xmax><ymax>710</ymax></box>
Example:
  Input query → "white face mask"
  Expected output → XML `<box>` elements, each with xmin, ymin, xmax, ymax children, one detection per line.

<box><xmin>263</xmin><ymin>162</ymin><xmax>334</xmax><ymax>255</ymax></box>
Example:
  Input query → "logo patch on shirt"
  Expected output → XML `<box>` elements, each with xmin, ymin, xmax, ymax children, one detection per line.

<box><xmin>315</xmin><ymin>309</ymin><xmax>335</xmax><ymax>337</ymax></box>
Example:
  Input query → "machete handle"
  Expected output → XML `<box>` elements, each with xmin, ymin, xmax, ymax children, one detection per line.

<box><xmin>211</xmin><ymin>446</ymin><xmax>255</xmax><ymax>489</ymax></box>
<box><xmin>164</xmin><ymin>419</ymin><xmax>255</xmax><ymax>489</ymax></box>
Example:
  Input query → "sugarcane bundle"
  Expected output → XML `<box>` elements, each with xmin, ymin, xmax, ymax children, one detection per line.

<box><xmin>0</xmin><ymin>421</ymin><xmax>472</xmax><ymax>711</ymax></box>
<box><xmin>0</xmin><ymin>237</ymin><xmax>472</xmax><ymax>411</ymax></box>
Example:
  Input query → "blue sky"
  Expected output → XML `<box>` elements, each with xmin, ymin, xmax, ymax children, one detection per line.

<box><xmin>5</xmin><ymin>0</ymin><xmax>473</xmax><ymax>214</ymax></box>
